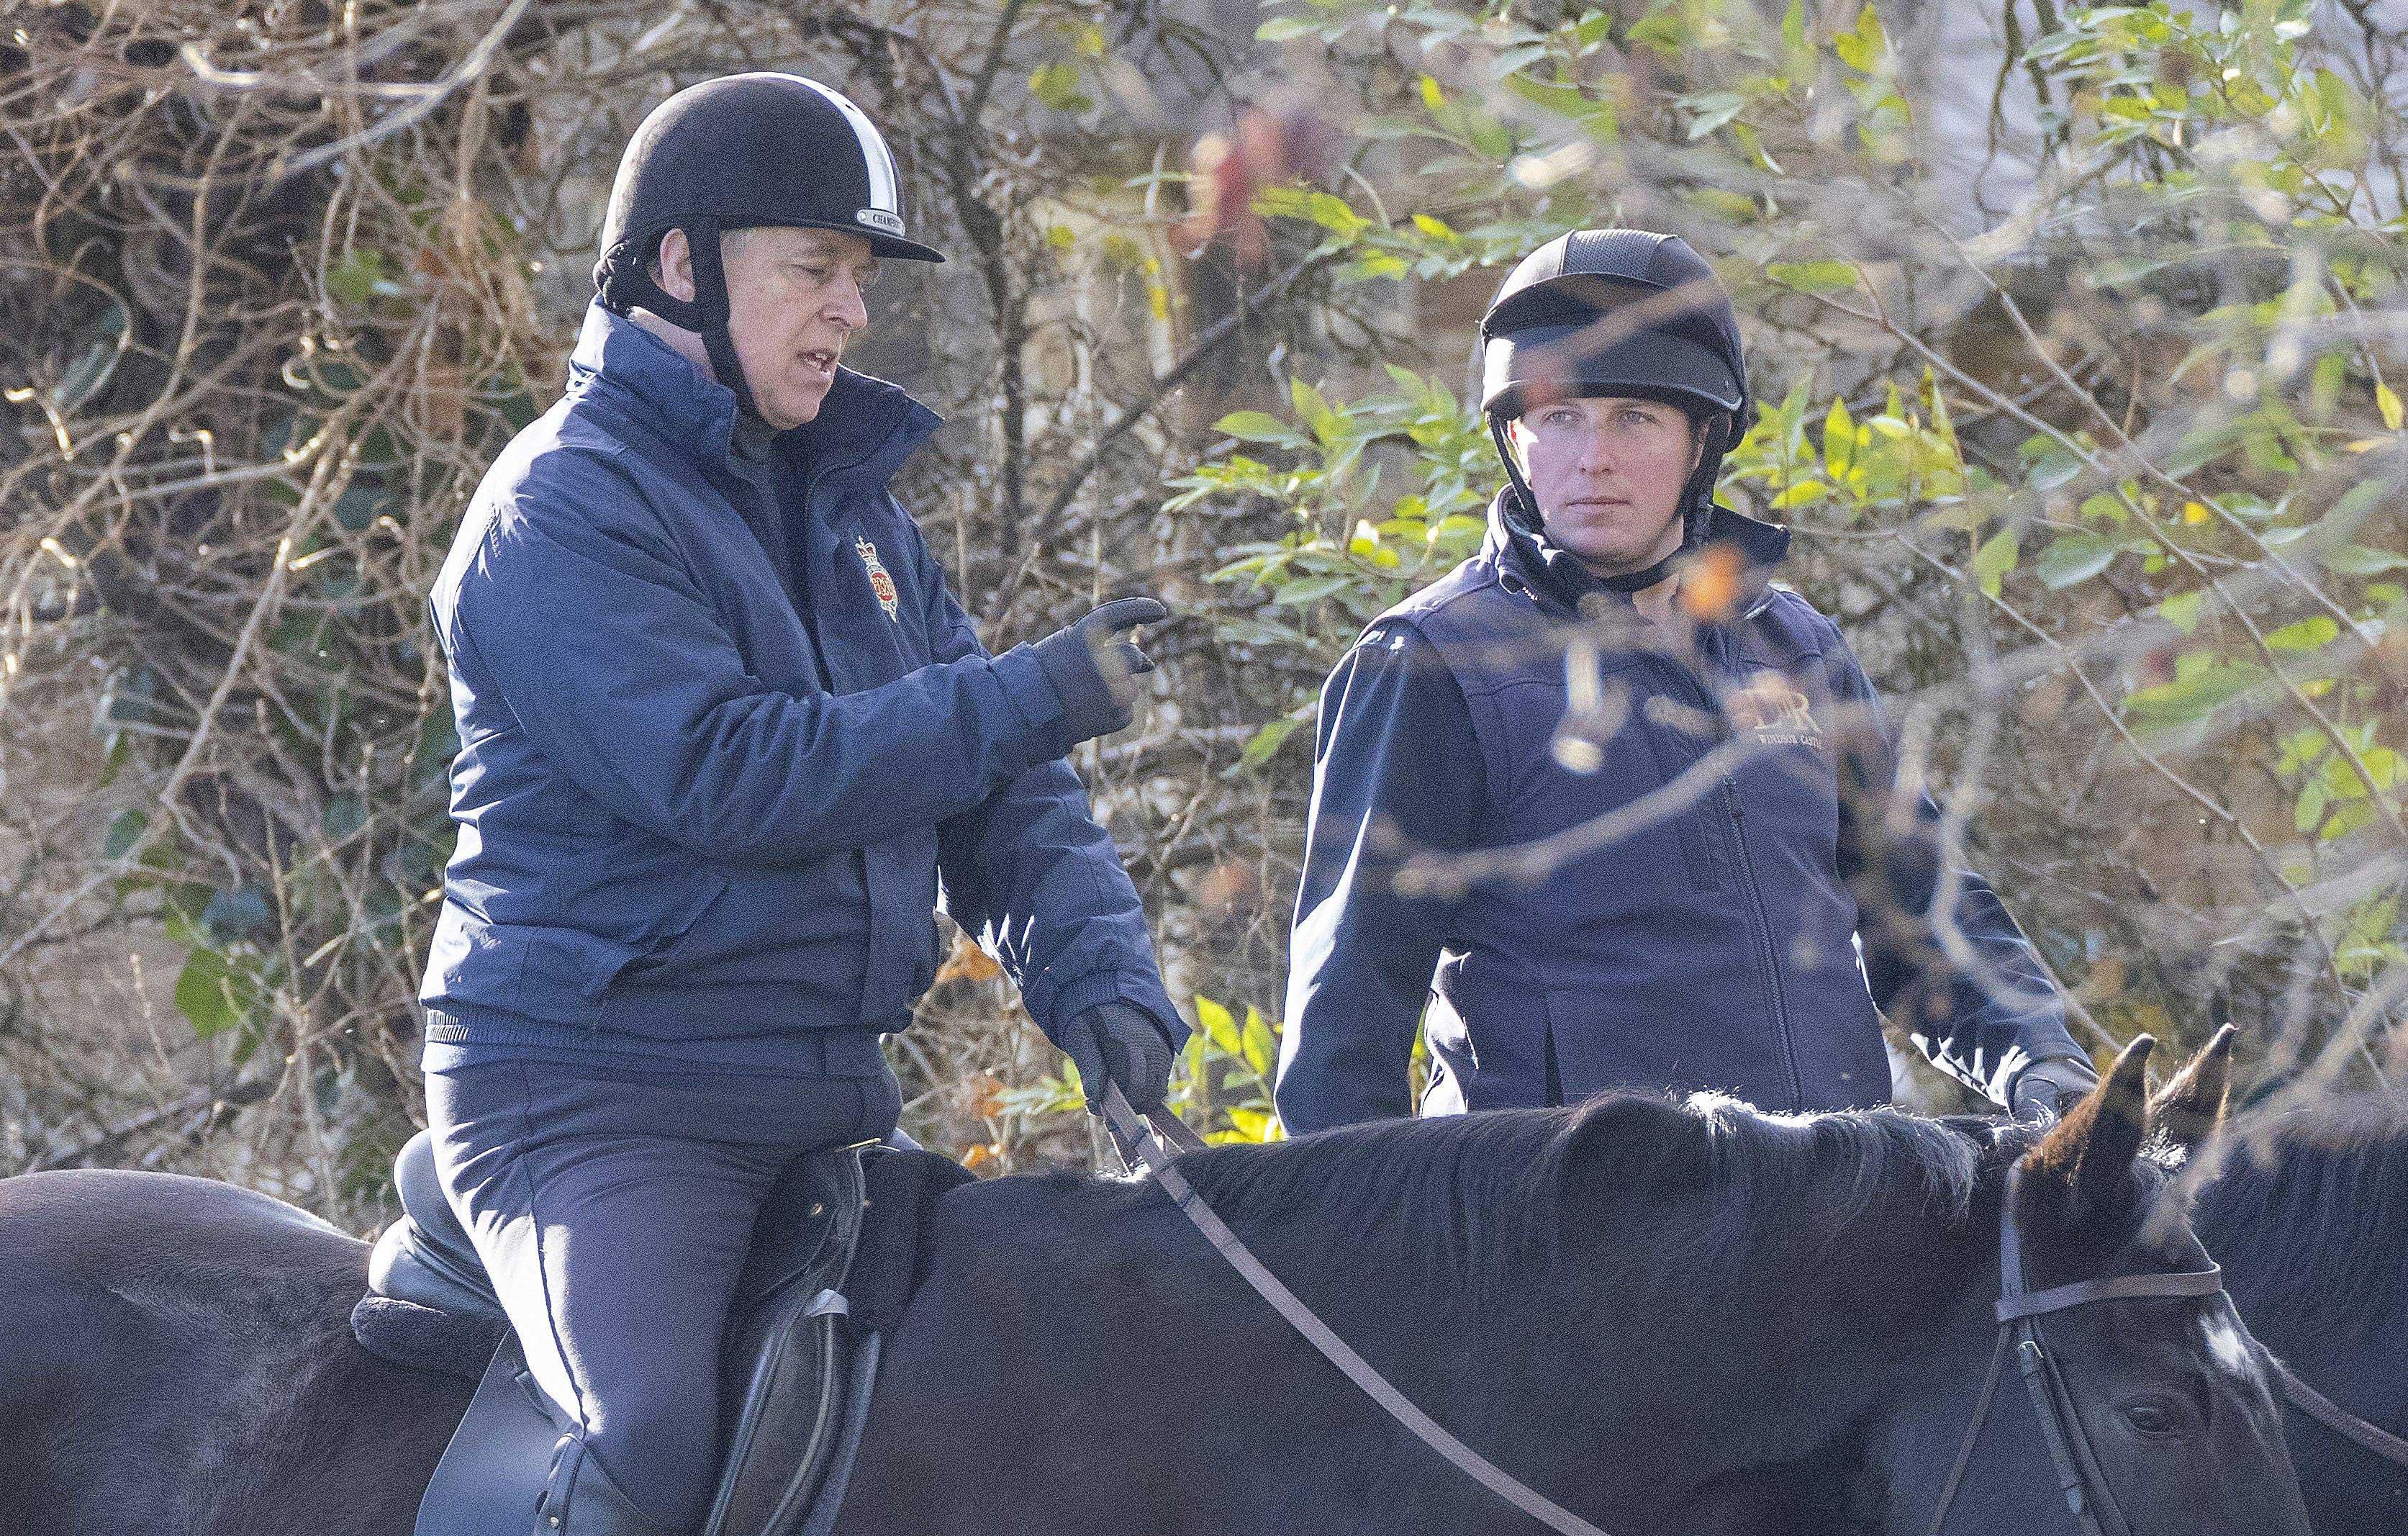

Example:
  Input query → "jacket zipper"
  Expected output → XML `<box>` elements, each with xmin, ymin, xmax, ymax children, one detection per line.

<box><xmin>1679</xmin><ymin>628</ymin><xmax>1807</xmax><ymax>1112</ymax></box>
<box><xmin>1719</xmin><ymin>779</ymin><xmax>1805</xmax><ymax>1110</ymax></box>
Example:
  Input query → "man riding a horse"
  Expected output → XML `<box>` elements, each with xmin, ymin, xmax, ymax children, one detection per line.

<box><xmin>416</xmin><ymin>72</ymin><xmax>1181</xmax><ymax>1535</ymax></box>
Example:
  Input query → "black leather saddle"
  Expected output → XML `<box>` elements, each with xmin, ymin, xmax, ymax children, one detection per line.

<box><xmin>356</xmin><ymin>1129</ymin><xmax>966</xmax><ymax>1536</ymax></box>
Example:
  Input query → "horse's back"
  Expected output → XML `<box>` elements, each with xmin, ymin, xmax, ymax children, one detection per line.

<box><xmin>0</xmin><ymin>1168</ymin><xmax>469</xmax><ymax>1536</ymax></box>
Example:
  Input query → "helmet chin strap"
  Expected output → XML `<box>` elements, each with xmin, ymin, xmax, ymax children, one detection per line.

<box><xmin>1489</xmin><ymin>413</ymin><xmax>1730</xmax><ymax>597</ymax></box>
<box><xmin>602</xmin><ymin>216</ymin><xmax>764</xmax><ymax>422</ymax></box>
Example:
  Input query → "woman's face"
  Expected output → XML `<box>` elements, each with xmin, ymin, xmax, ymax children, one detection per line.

<box><xmin>1508</xmin><ymin>396</ymin><xmax>1701</xmax><ymax>579</ymax></box>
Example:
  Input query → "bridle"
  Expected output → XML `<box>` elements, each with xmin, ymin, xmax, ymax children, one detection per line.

<box><xmin>1100</xmin><ymin>1090</ymin><xmax>2233</xmax><ymax>1536</ymax></box>
<box><xmin>2266</xmin><ymin>1356</ymin><xmax>2408</xmax><ymax>1471</ymax></box>
<box><xmin>1921</xmin><ymin>1166</ymin><xmax>2227</xmax><ymax>1536</ymax></box>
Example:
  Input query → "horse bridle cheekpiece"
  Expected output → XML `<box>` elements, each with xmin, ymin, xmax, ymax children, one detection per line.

<box><xmin>1104</xmin><ymin>1088</ymin><xmax>2234</xmax><ymax>1536</ymax></box>
<box><xmin>1922</xmin><ymin>1165</ymin><xmax>2228</xmax><ymax>1536</ymax></box>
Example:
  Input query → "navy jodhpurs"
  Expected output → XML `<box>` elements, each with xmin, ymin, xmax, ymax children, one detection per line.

<box><xmin>426</xmin><ymin>1057</ymin><xmax>902</xmax><ymax>1532</ymax></box>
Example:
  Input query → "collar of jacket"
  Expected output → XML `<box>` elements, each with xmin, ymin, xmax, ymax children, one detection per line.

<box><xmin>567</xmin><ymin>302</ymin><xmax>942</xmax><ymax>490</ymax></box>
<box><xmin>1486</xmin><ymin>489</ymin><xmax>1792</xmax><ymax>619</ymax></box>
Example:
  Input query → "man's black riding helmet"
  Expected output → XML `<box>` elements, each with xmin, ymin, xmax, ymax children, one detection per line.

<box><xmin>592</xmin><ymin>73</ymin><xmax>944</xmax><ymax>415</ymax></box>
<box><xmin>1478</xmin><ymin>230</ymin><xmax>1751</xmax><ymax>592</ymax></box>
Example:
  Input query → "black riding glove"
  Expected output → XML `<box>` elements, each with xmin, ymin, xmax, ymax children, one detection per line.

<box><xmin>1059</xmin><ymin>1002</ymin><xmax>1176</xmax><ymax>1115</ymax></box>
<box><xmin>1031</xmin><ymin>597</ymin><xmax>1168</xmax><ymax>746</ymax></box>
<box><xmin>2009</xmin><ymin>1057</ymin><xmax>2101</xmax><ymax>1125</ymax></box>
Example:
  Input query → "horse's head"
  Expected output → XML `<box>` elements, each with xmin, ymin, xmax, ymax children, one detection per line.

<box><xmin>1868</xmin><ymin>1031</ymin><xmax>2312</xmax><ymax>1536</ymax></box>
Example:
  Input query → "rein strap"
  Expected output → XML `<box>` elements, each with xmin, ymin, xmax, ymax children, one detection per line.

<box><xmin>1099</xmin><ymin>1085</ymin><xmax>1616</xmax><ymax>1536</ymax></box>
<box><xmin>2269</xmin><ymin>1357</ymin><xmax>2408</xmax><ymax>1470</ymax></box>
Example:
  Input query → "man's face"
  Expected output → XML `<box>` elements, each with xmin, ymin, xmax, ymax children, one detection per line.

<box><xmin>1508</xmin><ymin>395</ymin><xmax>1702</xmax><ymax>579</ymax></box>
<box><xmin>661</xmin><ymin>225</ymin><xmax>882</xmax><ymax>431</ymax></box>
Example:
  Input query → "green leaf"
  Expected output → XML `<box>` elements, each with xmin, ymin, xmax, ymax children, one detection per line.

<box><xmin>1223</xmin><ymin>1107</ymin><xmax>1276</xmax><ymax>1143</ymax></box>
<box><xmin>2264</xmin><ymin>616</ymin><xmax>2340</xmax><ymax>652</ymax></box>
<box><xmin>2296</xmin><ymin>782</ymin><xmax>2329</xmax><ymax>836</ymax></box>
<box><xmin>102</xmin><ymin>809</ymin><xmax>148</xmax><ymax>860</ymax></box>
<box><xmin>1195</xmin><ymin>995</ymin><xmax>1241</xmax><ymax>1058</ymax></box>
<box><xmin>1766</xmin><ymin>260</ymin><xmax>1862</xmax><ymax>294</ymax></box>
<box><xmin>1255</xmin><ymin>15</ymin><xmax>1318</xmax><ymax>40</ymax></box>
<box><xmin>2378</xmin><ymin>381</ymin><xmax>2403</xmax><ymax>432</ymax></box>
<box><xmin>1269</xmin><ymin>574</ymin><xmax>1354</xmax><ymax>605</ymax></box>
<box><xmin>1241</xmin><ymin>1005</ymin><xmax>1279</xmax><ymax>1077</ymax></box>
<box><xmin>2123</xmin><ymin>657</ymin><xmax>2268</xmax><ymax>729</ymax></box>
<box><xmin>2158</xmin><ymin>589</ymin><xmax>2206</xmax><ymax>633</ymax></box>
<box><xmin>1214</xmin><ymin>410</ymin><xmax>1295</xmax><ymax>443</ymax></box>
<box><xmin>2034</xmin><ymin>532</ymin><xmax>2122</xmax><ymax>589</ymax></box>
<box><xmin>1684</xmin><ymin>91</ymin><xmax>1749</xmax><ymax>139</ymax></box>
<box><xmin>1466</xmin><ymin>111</ymin><xmax>1514</xmax><ymax>161</ymax></box>
<box><xmin>1821</xmin><ymin>397</ymin><xmax>1857</xmax><ymax>479</ymax></box>
<box><xmin>1341</xmin><ymin>250</ymin><xmax>1409</xmax><ymax>282</ymax></box>
<box><xmin>1303</xmin><ymin>191</ymin><xmax>1371</xmax><ymax>237</ymax></box>
<box><xmin>1972</xmin><ymin>529</ymin><xmax>2019</xmax><ymax>596</ymax></box>
<box><xmin>1028</xmin><ymin>60</ymin><xmax>1090</xmax><ymax>113</ymax></box>
<box><xmin>326</xmin><ymin>249</ymin><xmax>386</xmax><ymax>307</ymax></box>
<box><xmin>1834</xmin><ymin>4</ymin><xmax>1890</xmax><ymax>72</ymax></box>
<box><xmin>174</xmin><ymin>947</ymin><xmax>250</xmax><ymax>1039</ymax></box>
<box><xmin>1240</xmin><ymin>716</ymin><xmax>1304</xmax><ymax>767</ymax></box>
<box><xmin>2321</xmin><ymin>543</ymin><xmax>2408</xmax><ymax>576</ymax></box>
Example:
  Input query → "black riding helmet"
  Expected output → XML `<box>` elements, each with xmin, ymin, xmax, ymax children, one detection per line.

<box><xmin>1479</xmin><ymin>230</ymin><xmax>1750</xmax><ymax>593</ymax></box>
<box><xmin>592</xmin><ymin>73</ymin><xmax>946</xmax><ymax>418</ymax></box>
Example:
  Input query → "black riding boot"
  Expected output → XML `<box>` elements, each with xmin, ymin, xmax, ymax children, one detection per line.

<box><xmin>536</xmin><ymin>1435</ymin><xmax>682</xmax><ymax>1536</ymax></box>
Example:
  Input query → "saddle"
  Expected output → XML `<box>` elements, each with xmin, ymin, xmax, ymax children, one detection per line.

<box><xmin>353</xmin><ymin>1129</ymin><xmax>970</xmax><ymax>1536</ymax></box>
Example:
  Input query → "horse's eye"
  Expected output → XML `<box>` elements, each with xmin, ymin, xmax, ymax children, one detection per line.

<box><xmin>2119</xmin><ymin>1396</ymin><xmax>2194</xmax><ymax>1438</ymax></box>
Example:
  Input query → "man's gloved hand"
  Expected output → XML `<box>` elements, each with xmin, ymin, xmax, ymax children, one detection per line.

<box><xmin>1032</xmin><ymin>597</ymin><xmax>1169</xmax><ymax>746</ymax></box>
<box><xmin>1059</xmin><ymin>1002</ymin><xmax>1175</xmax><ymax>1115</ymax></box>
<box><xmin>2010</xmin><ymin>1057</ymin><xmax>2101</xmax><ymax>1125</ymax></box>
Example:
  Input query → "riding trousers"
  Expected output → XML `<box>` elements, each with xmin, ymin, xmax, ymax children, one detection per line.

<box><xmin>425</xmin><ymin>1053</ymin><xmax>902</xmax><ymax>1533</ymax></box>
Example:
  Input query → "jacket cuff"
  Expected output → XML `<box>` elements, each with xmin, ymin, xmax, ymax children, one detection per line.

<box><xmin>990</xmin><ymin>643</ymin><xmax>1072</xmax><ymax>760</ymax></box>
<box><xmin>1029</xmin><ymin>964</ymin><xmax>1185</xmax><ymax>1049</ymax></box>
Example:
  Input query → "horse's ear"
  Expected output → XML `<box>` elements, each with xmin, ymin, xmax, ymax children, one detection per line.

<box><xmin>2148</xmin><ymin>1024</ymin><xmax>2236</xmax><ymax>1156</ymax></box>
<box><xmin>2020</xmin><ymin>1034</ymin><xmax>2153</xmax><ymax>1233</ymax></box>
<box><xmin>1556</xmin><ymin>1093</ymin><xmax>1713</xmax><ymax>1207</ymax></box>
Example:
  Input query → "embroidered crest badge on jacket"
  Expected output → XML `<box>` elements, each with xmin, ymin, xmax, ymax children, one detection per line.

<box><xmin>856</xmin><ymin>535</ymin><xmax>900</xmax><ymax>621</ymax></box>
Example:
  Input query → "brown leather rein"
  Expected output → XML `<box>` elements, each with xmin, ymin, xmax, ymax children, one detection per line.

<box><xmin>2267</xmin><ymin>1356</ymin><xmax>2408</xmax><ymax>1470</ymax></box>
<box><xmin>1098</xmin><ymin>1090</ymin><xmax>2235</xmax><ymax>1536</ymax></box>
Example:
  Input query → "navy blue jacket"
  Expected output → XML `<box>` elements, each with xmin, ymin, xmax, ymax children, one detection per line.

<box><xmin>1276</xmin><ymin>493</ymin><xmax>2082</xmax><ymax>1132</ymax></box>
<box><xmin>420</xmin><ymin>304</ymin><xmax>1177</xmax><ymax>1070</ymax></box>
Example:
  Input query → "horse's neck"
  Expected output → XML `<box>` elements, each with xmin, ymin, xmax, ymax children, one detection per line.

<box><xmin>1212</xmin><ymin>1183</ymin><xmax>1931</xmax><ymax>1519</ymax></box>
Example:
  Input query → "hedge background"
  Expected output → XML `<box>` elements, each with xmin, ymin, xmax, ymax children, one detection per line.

<box><xmin>1</xmin><ymin>0</ymin><xmax>2401</xmax><ymax>1226</ymax></box>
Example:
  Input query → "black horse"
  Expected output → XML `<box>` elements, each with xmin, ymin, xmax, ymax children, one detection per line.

<box><xmin>0</xmin><ymin>1036</ymin><xmax>2308</xmax><ymax>1535</ymax></box>
<box><xmin>2193</xmin><ymin>1092</ymin><xmax>2408</xmax><ymax>1535</ymax></box>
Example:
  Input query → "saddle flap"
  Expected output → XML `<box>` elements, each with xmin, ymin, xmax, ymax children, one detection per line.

<box><xmin>735</xmin><ymin>1144</ymin><xmax>872</xmax><ymax>1315</ymax></box>
<box><xmin>707</xmin><ymin>1147</ymin><xmax>972</xmax><ymax>1536</ymax></box>
<box><xmin>415</xmin><ymin>1335</ymin><xmax>571</xmax><ymax>1536</ymax></box>
<box><xmin>707</xmin><ymin>1289</ymin><xmax>851</xmax><ymax>1536</ymax></box>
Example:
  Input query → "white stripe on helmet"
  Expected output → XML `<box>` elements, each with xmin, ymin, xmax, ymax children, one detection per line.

<box><xmin>789</xmin><ymin>76</ymin><xmax>900</xmax><ymax>214</ymax></box>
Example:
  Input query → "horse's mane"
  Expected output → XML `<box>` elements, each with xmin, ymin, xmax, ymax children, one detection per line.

<box><xmin>1169</xmin><ymin>1093</ymin><xmax>1990</xmax><ymax>1304</ymax></box>
<box><xmin>2191</xmin><ymin>1093</ymin><xmax>2408</xmax><ymax>1337</ymax></box>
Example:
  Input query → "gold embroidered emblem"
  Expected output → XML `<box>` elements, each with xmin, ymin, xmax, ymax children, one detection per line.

<box><xmin>1726</xmin><ymin>671</ymin><xmax>1819</xmax><ymax>746</ymax></box>
<box><xmin>856</xmin><ymin>535</ymin><xmax>900</xmax><ymax>621</ymax></box>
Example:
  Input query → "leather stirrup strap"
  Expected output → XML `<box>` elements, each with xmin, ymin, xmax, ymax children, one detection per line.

<box><xmin>1099</xmin><ymin>1085</ymin><xmax>1616</xmax><ymax>1536</ymax></box>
